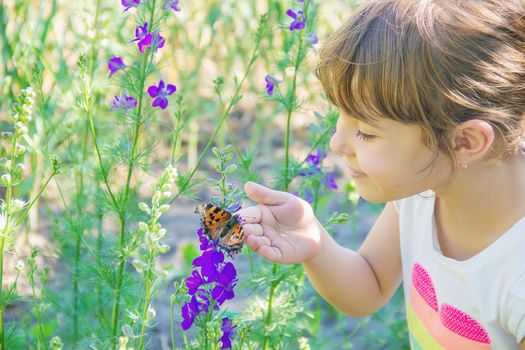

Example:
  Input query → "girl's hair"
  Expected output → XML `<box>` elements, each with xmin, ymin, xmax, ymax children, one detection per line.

<box><xmin>315</xmin><ymin>0</ymin><xmax>525</xmax><ymax>172</ymax></box>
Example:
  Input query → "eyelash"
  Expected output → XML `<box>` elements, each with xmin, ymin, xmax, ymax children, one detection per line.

<box><xmin>356</xmin><ymin>130</ymin><xmax>376</xmax><ymax>141</ymax></box>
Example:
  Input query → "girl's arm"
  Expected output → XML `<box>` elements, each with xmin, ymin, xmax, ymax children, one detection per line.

<box><xmin>238</xmin><ymin>183</ymin><xmax>402</xmax><ymax>317</ymax></box>
<box><xmin>303</xmin><ymin>202</ymin><xmax>402</xmax><ymax>317</ymax></box>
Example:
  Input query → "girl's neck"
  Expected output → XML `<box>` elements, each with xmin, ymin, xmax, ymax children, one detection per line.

<box><xmin>432</xmin><ymin>148</ymin><xmax>525</xmax><ymax>259</ymax></box>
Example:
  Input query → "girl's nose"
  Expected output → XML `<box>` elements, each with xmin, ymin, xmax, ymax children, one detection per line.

<box><xmin>330</xmin><ymin>131</ymin><xmax>348</xmax><ymax>155</ymax></box>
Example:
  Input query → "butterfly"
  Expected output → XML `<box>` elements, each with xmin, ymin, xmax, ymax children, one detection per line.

<box><xmin>194</xmin><ymin>204</ymin><xmax>245</xmax><ymax>254</ymax></box>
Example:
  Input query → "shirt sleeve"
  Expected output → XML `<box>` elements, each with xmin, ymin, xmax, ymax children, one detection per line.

<box><xmin>503</xmin><ymin>273</ymin><xmax>525</xmax><ymax>343</ymax></box>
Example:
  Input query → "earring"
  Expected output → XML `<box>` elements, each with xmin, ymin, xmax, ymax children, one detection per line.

<box><xmin>519</xmin><ymin>138</ymin><xmax>525</xmax><ymax>152</ymax></box>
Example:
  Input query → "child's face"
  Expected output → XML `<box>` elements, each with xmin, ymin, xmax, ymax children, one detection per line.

<box><xmin>330</xmin><ymin>112</ymin><xmax>453</xmax><ymax>202</ymax></box>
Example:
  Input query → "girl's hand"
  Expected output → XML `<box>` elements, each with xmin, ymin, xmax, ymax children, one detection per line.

<box><xmin>236</xmin><ymin>182</ymin><xmax>322</xmax><ymax>264</ymax></box>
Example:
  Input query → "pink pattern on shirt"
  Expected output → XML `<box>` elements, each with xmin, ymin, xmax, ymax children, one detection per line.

<box><xmin>411</xmin><ymin>263</ymin><xmax>491</xmax><ymax>344</ymax></box>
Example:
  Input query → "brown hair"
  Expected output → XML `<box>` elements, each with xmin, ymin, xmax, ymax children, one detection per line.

<box><xmin>315</xmin><ymin>0</ymin><xmax>525</xmax><ymax>172</ymax></box>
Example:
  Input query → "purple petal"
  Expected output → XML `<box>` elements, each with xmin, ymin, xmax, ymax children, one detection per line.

<box><xmin>286</xmin><ymin>9</ymin><xmax>297</xmax><ymax>19</ymax></box>
<box><xmin>164</xmin><ymin>0</ymin><xmax>181</xmax><ymax>11</ymax></box>
<box><xmin>152</xmin><ymin>96</ymin><xmax>168</xmax><ymax>109</ymax></box>
<box><xmin>166</xmin><ymin>84</ymin><xmax>177</xmax><ymax>95</ymax></box>
<box><xmin>181</xmin><ymin>302</ymin><xmax>196</xmax><ymax>330</ymax></box>
<box><xmin>125</xmin><ymin>96</ymin><xmax>138</xmax><ymax>108</ymax></box>
<box><xmin>138</xmin><ymin>34</ymin><xmax>152</xmax><ymax>53</ymax></box>
<box><xmin>218</xmin><ymin>262</ymin><xmax>237</xmax><ymax>285</ymax></box>
<box><xmin>307</xmin><ymin>31</ymin><xmax>319</xmax><ymax>45</ymax></box>
<box><xmin>108</xmin><ymin>56</ymin><xmax>127</xmax><ymax>78</ymax></box>
<box><xmin>324</xmin><ymin>171</ymin><xmax>338</xmax><ymax>190</ymax></box>
<box><xmin>148</xmin><ymin>85</ymin><xmax>159</xmax><ymax>98</ymax></box>
<box><xmin>185</xmin><ymin>270</ymin><xmax>204</xmax><ymax>295</ymax></box>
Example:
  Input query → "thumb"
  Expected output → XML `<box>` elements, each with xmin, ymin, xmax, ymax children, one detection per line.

<box><xmin>244</xmin><ymin>181</ymin><xmax>289</xmax><ymax>206</ymax></box>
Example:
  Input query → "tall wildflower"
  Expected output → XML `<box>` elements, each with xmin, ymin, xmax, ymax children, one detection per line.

<box><xmin>259</xmin><ymin>1</ymin><xmax>319</xmax><ymax>349</ymax></box>
<box><xmin>134</xmin><ymin>164</ymin><xmax>177</xmax><ymax>350</ymax></box>
<box><xmin>95</xmin><ymin>0</ymin><xmax>180</xmax><ymax>347</ymax></box>
<box><xmin>178</xmin><ymin>145</ymin><xmax>242</xmax><ymax>349</ymax></box>
<box><xmin>0</xmin><ymin>87</ymin><xmax>59</xmax><ymax>348</ymax></box>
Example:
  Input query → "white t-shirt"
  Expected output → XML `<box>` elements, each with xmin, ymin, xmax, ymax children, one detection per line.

<box><xmin>394</xmin><ymin>190</ymin><xmax>525</xmax><ymax>350</ymax></box>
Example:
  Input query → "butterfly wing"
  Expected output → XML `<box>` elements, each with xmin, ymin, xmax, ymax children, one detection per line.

<box><xmin>220</xmin><ymin>221</ymin><xmax>245</xmax><ymax>254</ymax></box>
<box><xmin>195</xmin><ymin>204</ymin><xmax>232</xmax><ymax>241</ymax></box>
<box><xmin>195</xmin><ymin>203</ymin><xmax>245</xmax><ymax>254</ymax></box>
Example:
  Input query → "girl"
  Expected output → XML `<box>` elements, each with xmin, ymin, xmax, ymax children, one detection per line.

<box><xmin>237</xmin><ymin>0</ymin><xmax>525</xmax><ymax>348</ymax></box>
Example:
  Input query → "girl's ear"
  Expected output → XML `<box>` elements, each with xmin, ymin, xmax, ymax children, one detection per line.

<box><xmin>452</xmin><ymin>119</ymin><xmax>495</xmax><ymax>165</ymax></box>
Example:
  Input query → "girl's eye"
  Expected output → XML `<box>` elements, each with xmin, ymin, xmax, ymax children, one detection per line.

<box><xmin>356</xmin><ymin>130</ymin><xmax>376</xmax><ymax>141</ymax></box>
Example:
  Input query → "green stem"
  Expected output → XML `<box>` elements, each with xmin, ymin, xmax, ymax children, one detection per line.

<box><xmin>283</xmin><ymin>0</ymin><xmax>310</xmax><ymax>192</ymax></box>
<box><xmin>29</xmin><ymin>264</ymin><xmax>47</xmax><ymax>350</ymax></box>
<box><xmin>0</xmin><ymin>130</ymin><xmax>19</xmax><ymax>350</ymax></box>
<box><xmin>137</xmin><ymin>248</ymin><xmax>155</xmax><ymax>350</ymax></box>
<box><xmin>262</xmin><ymin>264</ymin><xmax>278</xmax><ymax>350</ymax></box>
<box><xmin>96</xmin><ymin>213</ymin><xmax>104</xmax><ymax>320</ymax></box>
<box><xmin>111</xmin><ymin>3</ymin><xmax>156</xmax><ymax>345</ymax></box>
<box><xmin>170</xmin><ymin>299</ymin><xmax>176</xmax><ymax>350</ymax></box>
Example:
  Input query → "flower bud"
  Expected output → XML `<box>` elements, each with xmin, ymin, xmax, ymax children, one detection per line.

<box><xmin>50</xmin><ymin>336</ymin><xmax>63</xmax><ymax>350</ymax></box>
<box><xmin>158</xmin><ymin>244</ymin><xmax>170</xmax><ymax>254</ymax></box>
<box><xmin>11</xmin><ymin>199</ymin><xmax>26</xmax><ymax>213</ymax></box>
<box><xmin>138</xmin><ymin>221</ymin><xmax>149</xmax><ymax>233</ymax></box>
<box><xmin>138</xmin><ymin>202</ymin><xmax>150</xmax><ymax>214</ymax></box>
<box><xmin>159</xmin><ymin>191</ymin><xmax>171</xmax><ymax>200</ymax></box>
<box><xmin>118</xmin><ymin>336</ymin><xmax>129</xmax><ymax>350</ymax></box>
<box><xmin>0</xmin><ymin>174</ymin><xmax>12</xmax><ymax>186</ymax></box>
<box><xmin>150</xmin><ymin>228</ymin><xmax>166</xmax><ymax>242</ymax></box>
<box><xmin>158</xmin><ymin>204</ymin><xmax>170</xmax><ymax>213</ymax></box>
<box><xmin>15</xmin><ymin>260</ymin><xmax>25</xmax><ymax>272</ymax></box>
<box><xmin>132</xmin><ymin>259</ymin><xmax>145</xmax><ymax>274</ymax></box>
<box><xmin>121</xmin><ymin>324</ymin><xmax>134</xmax><ymax>337</ymax></box>
<box><xmin>146</xmin><ymin>307</ymin><xmax>156</xmax><ymax>321</ymax></box>
<box><xmin>50</xmin><ymin>155</ymin><xmax>61</xmax><ymax>172</ymax></box>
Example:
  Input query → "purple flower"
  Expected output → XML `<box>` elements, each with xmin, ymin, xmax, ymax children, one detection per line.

<box><xmin>185</xmin><ymin>270</ymin><xmax>205</xmax><ymax>295</ymax></box>
<box><xmin>197</xmin><ymin>228</ymin><xmax>212</xmax><ymax>251</ymax></box>
<box><xmin>147</xmin><ymin>80</ymin><xmax>176</xmax><ymax>109</ymax></box>
<box><xmin>307</xmin><ymin>149</ymin><xmax>326</xmax><ymax>167</ymax></box>
<box><xmin>323</xmin><ymin>171</ymin><xmax>338</xmax><ymax>190</ymax></box>
<box><xmin>307</xmin><ymin>31</ymin><xmax>319</xmax><ymax>45</ymax></box>
<box><xmin>219</xmin><ymin>317</ymin><xmax>237</xmax><ymax>349</ymax></box>
<box><xmin>265</xmin><ymin>75</ymin><xmax>280</xmax><ymax>96</ymax></box>
<box><xmin>181</xmin><ymin>302</ymin><xmax>195</xmax><ymax>330</ymax></box>
<box><xmin>164</xmin><ymin>0</ymin><xmax>181</xmax><ymax>11</ymax></box>
<box><xmin>181</xmin><ymin>227</ymin><xmax>239</xmax><ymax>331</ymax></box>
<box><xmin>150</xmin><ymin>31</ymin><xmax>166</xmax><ymax>52</ymax></box>
<box><xmin>299</xmin><ymin>149</ymin><xmax>325</xmax><ymax>176</ymax></box>
<box><xmin>211</xmin><ymin>262</ymin><xmax>237</xmax><ymax>305</ymax></box>
<box><xmin>107</xmin><ymin>56</ymin><xmax>127</xmax><ymax>78</ymax></box>
<box><xmin>193</xmin><ymin>249</ymin><xmax>225</xmax><ymax>282</ymax></box>
<box><xmin>122</xmin><ymin>0</ymin><xmax>140</xmax><ymax>11</ymax></box>
<box><xmin>181</xmin><ymin>290</ymin><xmax>210</xmax><ymax>330</ymax></box>
<box><xmin>286</xmin><ymin>9</ymin><xmax>306</xmax><ymax>31</ymax></box>
<box><xmin>131</xmin><ymin>22</ymin><xmax>152</xmax><ymax>53</ymax></box>
<box><xmin>112</xmin><ymin>95</ymin><xmax>138</xmax><ymax>111</ymax></box>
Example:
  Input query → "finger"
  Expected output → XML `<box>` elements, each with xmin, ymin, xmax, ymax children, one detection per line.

<box><xmin>257</xmin><ymin>245</ymin><xmax>284</xmax><ymax>263</ymax></box>
<box><xmin>245</xmin><ymin>235</ymin><xmax>283</xmax><ymax>262</ymax></box>
<box><xmin>241</xmin><ymin>223</ymin><xmax>263</xmax><ymax>236</ymax></box>
<box><xmin>244</xmin><ymin>181</ymin><xmax>290</xmax><ymax>206</ymax></box>
<box><xmin>245</xmin><ymin>234</ymin><xmax>272</xmax><ymax>252</ymax></box>
<box><xmin>234</xmin><ymin>206</ymin><xmax>261</xmax><ymax>224</ymax></box>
